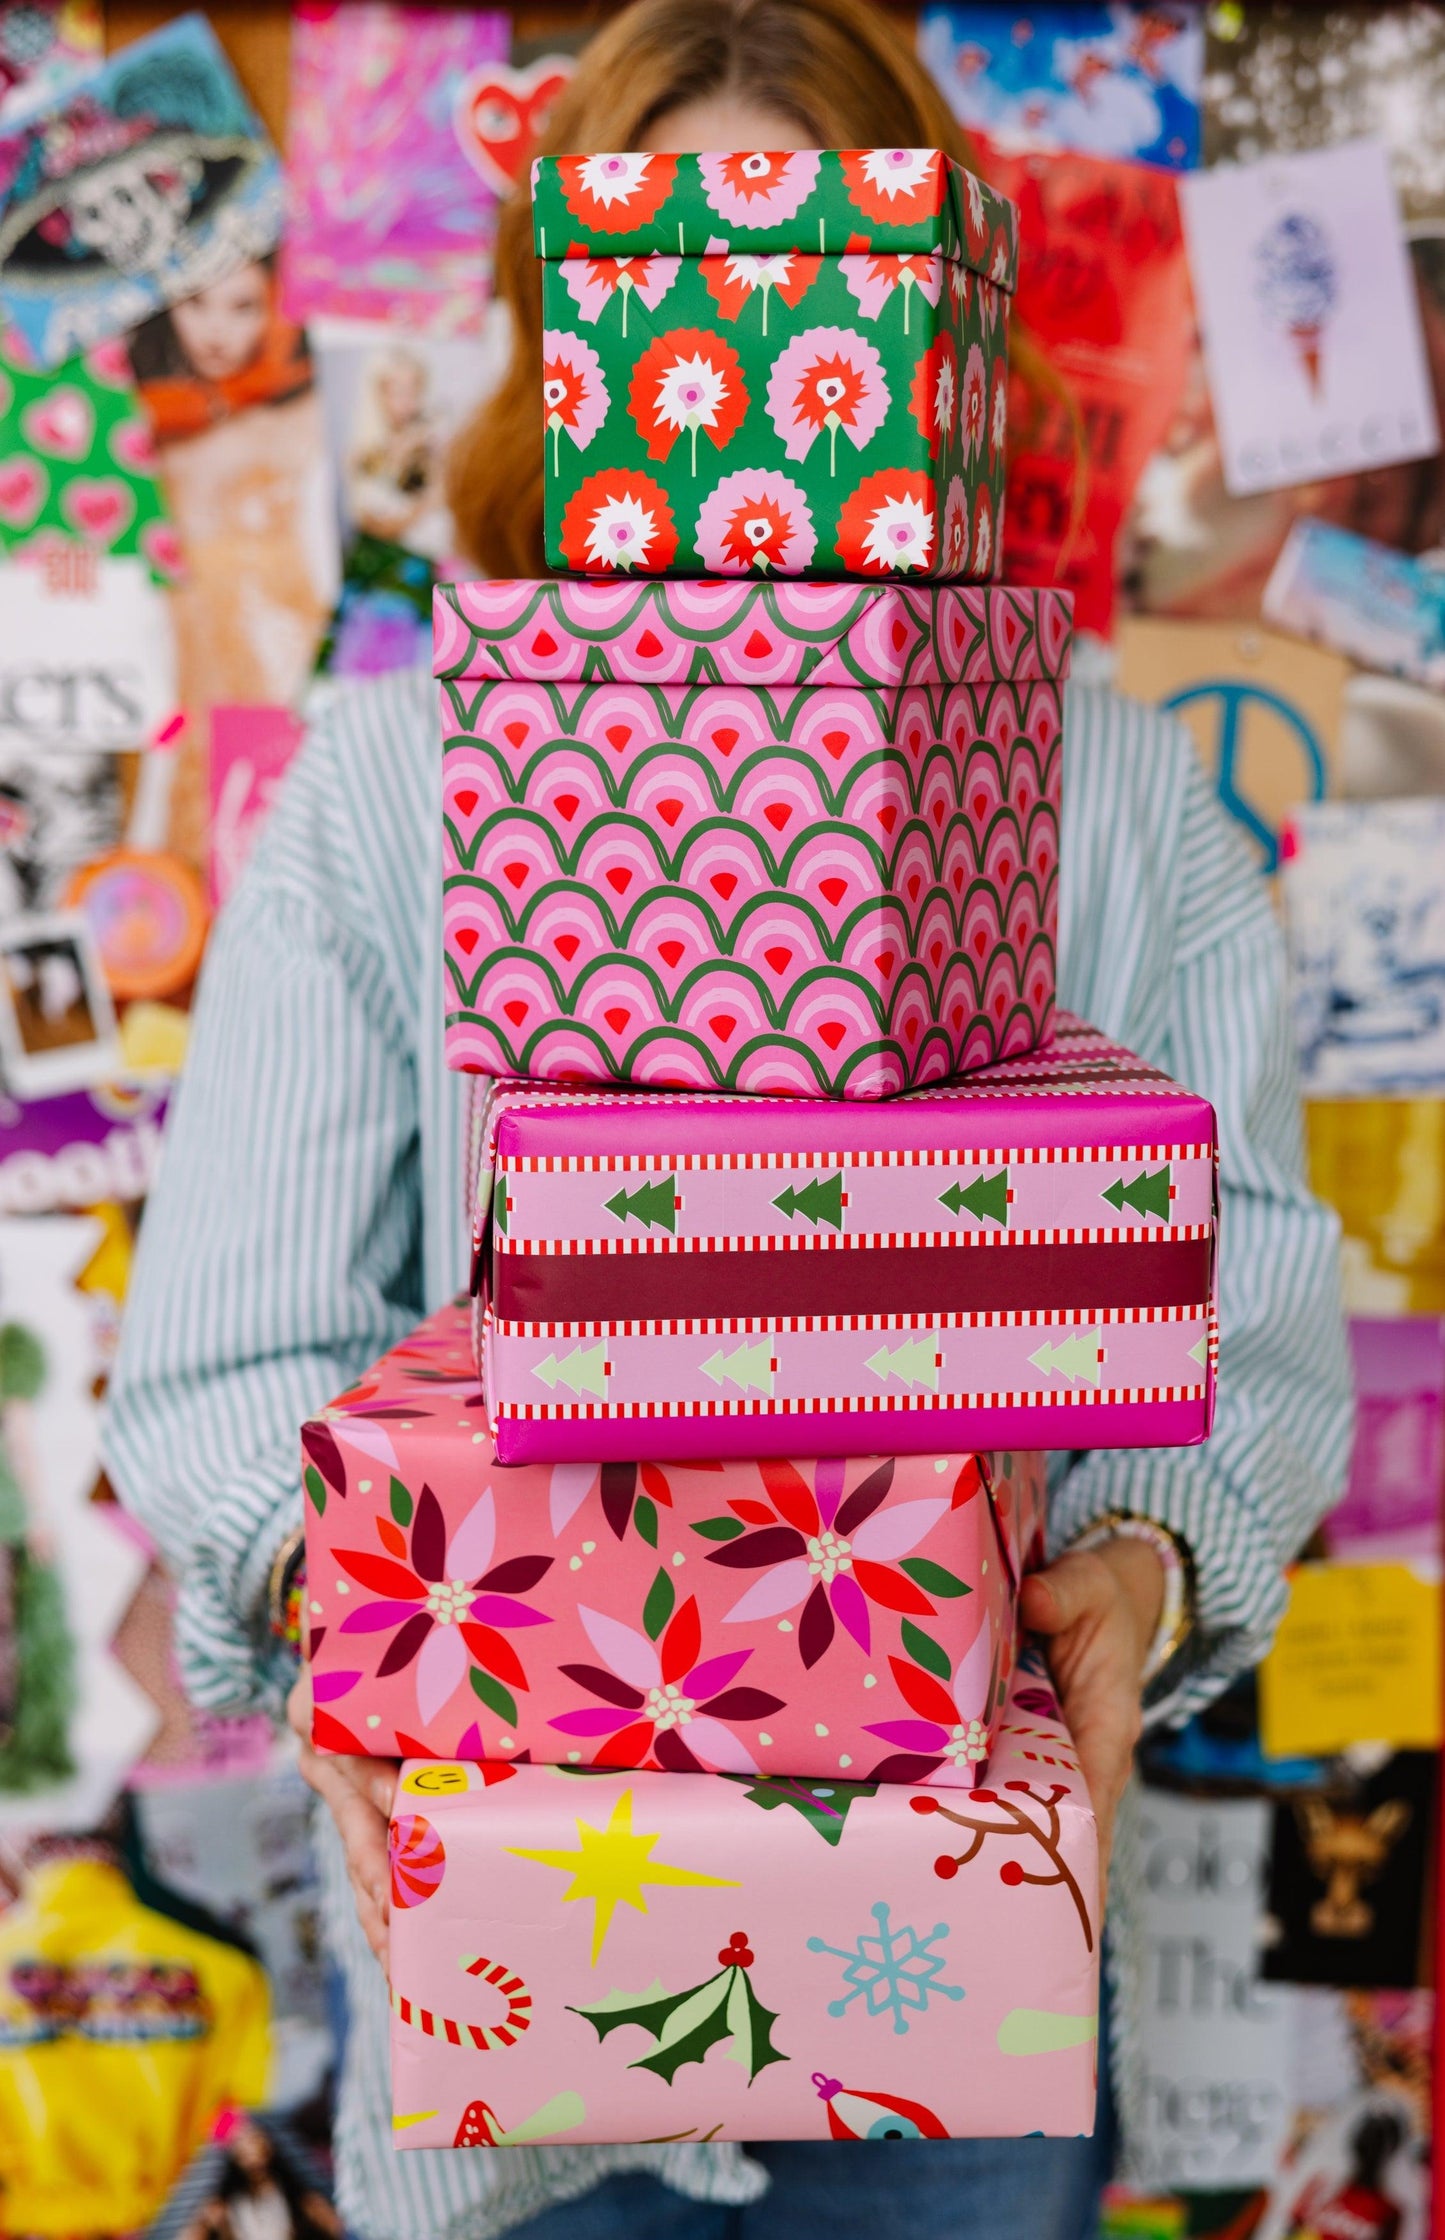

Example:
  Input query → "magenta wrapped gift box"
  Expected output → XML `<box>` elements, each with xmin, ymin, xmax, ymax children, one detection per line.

<box><xmin>471</xmin><ymin>1014</ymin><xmax>1218</xmax><ymax>1465</ymax></box>
<box><xmin>437</xmin><ymin>576</ymin><xmax>1071</xmax><ymax>1099</ymax></box>
<box><xmin>387</xmin><ymin>1655</ymin><xmax>1098</xmax><ymax>2149</ymax></box>
<box><xmin>302</xmin><ymin>1299</ymin><xmax>1045</xmax><ymax>1786</ymax></box>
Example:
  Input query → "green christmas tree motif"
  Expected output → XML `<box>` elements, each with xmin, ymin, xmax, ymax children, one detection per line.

<box><xmin>1101</xmin><ymin>1165</ymin><xmax>1172</xmax><ymax>1221</ymax></box>
<box><xmin>772</xmin><ymin>1174</ymin><xmax>846</xmax><ymax>1229</ymax></box>
<box><xmin>605</xmin><ymin>1178</ymin><xmax>680</xmax><ymax>1232</ymax></box>
<box><xmin>938</xmin><ymin>1169</ymin><xmax>1010</xmax><ymax>1225</ymax></box>
<box><xmin>723</xmin><ymin>1773</ymin><xmax>880</xmax><ymax>1845</ymax></box>
<box><xmin>864</xmin><ymin>1334</ymin><xmax>942</xmax><ymax>1391</ymax></box>
<box><xmin>1028</xmin><ymin>1330</ymin><xmax>1103</xmax><ymax>1387</ymax></box>
<box><xmin>570</xmin><ymin>1932</ymin><xmax>788</xmax><ymax>2084</ymax></box>
<box><xmin>532</xmin><ymin>1341</ymin><xmax>610</xmax><ymax>1397</ymax></box>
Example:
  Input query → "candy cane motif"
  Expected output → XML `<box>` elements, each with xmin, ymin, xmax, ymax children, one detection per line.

<box><xmin>391</xmin><ymin>1954</ymin><xmax>532</xmax><ymax>2050</ymax></box>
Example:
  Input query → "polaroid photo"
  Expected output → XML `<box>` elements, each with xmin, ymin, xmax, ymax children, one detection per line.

<box><xmin>0</xmin><ymin>910</ymin><xmax>118</xmax><ymax>1097</ymax></box>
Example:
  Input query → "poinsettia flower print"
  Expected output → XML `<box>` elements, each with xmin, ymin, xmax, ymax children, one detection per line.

<box><xmin>700</xmin><ymin>250</ymin><xmax>820</xmax><ymax>336</ymax></box>
<box><xmin>961</xmin><ymin>343</ymin><xmax>987</xmax><ymax>463</ymax></box>
<box><xmin>550</xmin><ymin>1596</ymin><xmax>784</xmax><ymax>1773</ymax></box>
<box><xmin>840</xmin><ymin>147</ymin><xmax>945</xmax><ymax>227</ymax></box>
<box><xmin>333</xmin><ymin>1484</ymin><xmax>553</xmax><ymax>1728</ymax></box>
<box><xmin>559</xmin><ymin>468</ymin><xmax>679</xmax><ymax>574</ymax></box>
<box><xmin>971</xmin><ymin>485</ymin><xmax>994</xmax><ymax>578</ymax></box>
<box><xmin>988</xmin><ymin>360</ymin><xmax>1008</xmax><ymax>469</ymax></box>
<box><xmin>557</xmin><ymin>253</ymin><xmax>680</xmax><ymax>339</ymax></box>
<box><xmin>864</xmin><ymin>1627</ymin><xmax>996</xmax><ymax>1785</ymax></box>
<box><xmin>910</xmin><ymin>332</ymin><xmax>957</xmax><ymax>459</ymax></box>
<box><xmin>765</xmin><ymin>326</ymin><xmax>888</xmax><ymax>475</ymax></box>
<box><xmin>963</xmin><ymin>169</ymin><xmax>988</xmax><ymax>257</ymax></box>
<box><xmin>628</xmin><ymin>327</ymin><xmax>747</xmax><ymax>474</ymax></box>
<box><xmin>836</xmin><ymin>468</ymin><xmax>936</xmax><ymax>575</ymax></box>
<box><xmin>699</xmin><ymin>149</ymin><xmax>822</xmax><ymax>226</ymax></box>
<box><xmin>694</xmin><ymin>469</ymin><xmax>816</xmax><ymax>574</ymax></box>
<box><xmin>702</xmin><ymin>1458</ymin><xmax>968</xmax><ymax>1667</ymax></box>
<box><xmin>555</xmin><ymin>152</ymin><xmax>679</xmax><ymax>233</ymax></box>
<box><xmin>940</xmin><ymin>475</ymin><xmax>968</xmax><ymax>577</ymax></box>
<box><xmin>840</xmin><ymin>249</ymin><xmax>943</xmax><ymax>335</ymax></box>
<box><xmin>542</xmin><ymin>331</ymin><xmax>608</xmax><ymax>475</ymax></box>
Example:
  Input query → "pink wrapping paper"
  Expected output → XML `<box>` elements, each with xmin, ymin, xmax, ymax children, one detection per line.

<box><xmin>438</xmin><ymin>577</ymin><xmax>1070</xmax><ymax>1099</ymax></box>
<box><xmin>470</xmin><ymin>1014</ymin><xmax>1219</xmax><ymax>1463</ymax></box>
<box><xmin>388</xmin><ymin>1653</ymin><xmax>1098</xmax><ymax>2147</ymax></box>
<box><xmin>303</xmin><ymin>1301</ymin><xmax>1045</xmax><ymax>1784</ymax></box>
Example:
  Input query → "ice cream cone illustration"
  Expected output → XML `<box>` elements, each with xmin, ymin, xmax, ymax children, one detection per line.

<box><xmin>1255</xmin><ymin>211</ymin><xmax>1338</xmax><ymax>400</ymax></box>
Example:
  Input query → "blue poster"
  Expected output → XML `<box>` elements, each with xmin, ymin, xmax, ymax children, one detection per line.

<box><xmin>918</xmin><ymin>4</ymin><xmax>1203</xmax><ymax>172</ymax></box>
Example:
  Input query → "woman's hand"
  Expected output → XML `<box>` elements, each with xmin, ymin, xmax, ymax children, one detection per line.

<box><xmin>287</xmin><ymin>1665</ymin><xmax>397</xmax><ymax>1969</ymax></box>
<box><xmin>1018</xmin><ymin>1536</ymin><xmax>1164</xmax><ymax>1893</ymax></box>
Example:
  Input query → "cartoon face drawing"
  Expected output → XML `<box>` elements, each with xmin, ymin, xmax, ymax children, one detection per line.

<box><xmin>63</xmin><ymin>151</ymin><xmax>202</xmax><ymax>275</ymax></box>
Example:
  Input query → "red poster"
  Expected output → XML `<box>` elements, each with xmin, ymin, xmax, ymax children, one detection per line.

<box><xmin>976</xmin><ymin>135</ymin><xmax>1193</xmax><ymax>637</ymax></box>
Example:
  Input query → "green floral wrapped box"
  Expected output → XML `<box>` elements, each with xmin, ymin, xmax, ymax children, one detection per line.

<box><xmin>532</xmin><ymin>148</ymin><xmax>1018</xmax><ymax>581</ymax></box>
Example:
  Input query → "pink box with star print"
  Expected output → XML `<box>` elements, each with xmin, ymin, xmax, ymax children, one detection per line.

<box><xmin>386</xmin><ymin>1656</ymin><xmax>1098</xmax><ymax>2147</ymax></box>
<box><xmin>437</xmin><ymin>575</ymin><xmax>1070</xmax><ymax>1099</ymax></box>
<box><xmin>300</xmin><ymin>1299</ymin><xmax>1045</xmax><ymax>1788</ymax></box>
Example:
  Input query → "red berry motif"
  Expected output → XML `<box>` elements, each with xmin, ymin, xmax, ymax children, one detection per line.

<box><xmin>719</xmin><ymin>1930</ymin><xmax>755</xmax><ymax>1968</ymax></box>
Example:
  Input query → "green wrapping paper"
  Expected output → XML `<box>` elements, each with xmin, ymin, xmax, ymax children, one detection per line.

<box><xmin>532</xmin><ymin>149</ymin><xmax>1018</xmax><ymax>581</ymax></box>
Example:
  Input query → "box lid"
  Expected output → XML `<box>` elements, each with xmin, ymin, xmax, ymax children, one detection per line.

<box><xmin>434</xmin><ymin>578</ymin><xmax>1073</xmax><ymax>690</ymax></box>
<box><xmin>531</xmin><ymin>147</ymin><xmax>1019</xmax><ymax>287</ymax></box>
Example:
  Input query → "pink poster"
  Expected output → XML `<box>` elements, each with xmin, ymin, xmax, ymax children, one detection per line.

<box><xmin>208</xmin><ymin>706</ymin><xmax>304</xmax><ymax>909</ymax></box>
<box><xmin>281</xmin><ymin>3</ymin><xmax>509</xmax><ymax>334</ymax></box>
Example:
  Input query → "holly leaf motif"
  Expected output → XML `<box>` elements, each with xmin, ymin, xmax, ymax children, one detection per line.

<box><xmin>724</xmin><ymin>1773</ymin><xmax>879</xmax><ymax>1845</ymax></box>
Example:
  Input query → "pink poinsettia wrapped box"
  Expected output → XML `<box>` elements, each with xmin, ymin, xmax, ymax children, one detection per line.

<box><xmin>471</xmin><ymin>1014</ymin><xmax>1219</xmax><ymax>1465</ymax></box>
<box><xmin>438</xmin><ymin>575</ymin><xmax>1071</xmax><ymax>1098</ymax></box>
<box><xmin>301</xmin><ymin>1300</ymin><xmax>1045</xmax><ymax>1787</ymax></box>
<box><xmin>387</xmin><ymin>1654</ymin><xmax>1098</xmax><ymax>2148</ymax></box>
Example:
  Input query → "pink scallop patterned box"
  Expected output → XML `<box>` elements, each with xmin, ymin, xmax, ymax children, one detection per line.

<box><xmin>301</xmin><ymin>1299</ymin><xmax>1045</xmax><ymax>1786</ymax></box>
<box><xmin>386</xmin><ymin>1657</ymin><xmax>1098</xmax><ymax>2149</ymax></box>
<box><xmin>437</xmin><ymin>576</ymin><xmax>1070</xmax><ymax>1100</ymax></box>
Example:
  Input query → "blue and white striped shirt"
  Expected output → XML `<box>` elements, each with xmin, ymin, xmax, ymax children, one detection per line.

<box><xmin>105</xmin><ymin>667</ymin><xmax>1351</xmax><ymax>2239</ymax></box>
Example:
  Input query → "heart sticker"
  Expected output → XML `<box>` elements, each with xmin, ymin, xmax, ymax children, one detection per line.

<box><xmin>21</xmin><ymin>386</ymin><xmax>95</xmax><ymax>462</ymax></box>
<box><xmin>454</xmin><ymin>55</ymin><xmax>574</xmax><ymax>199</ymax></box>
<box><xmin>61</xmin><ymin>476</ymin><xmax>135</xmax><ymax>546</ymax></box>
<box><xmin>0</xmin><ymin>454</ymin><xmax>46</xmax><ymax>528</ymax></box>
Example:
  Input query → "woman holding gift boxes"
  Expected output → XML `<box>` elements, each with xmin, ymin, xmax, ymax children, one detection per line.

<box><xmin>106</xmin><ymin>0</ymin><xmax>1352</xmax><ymax>2236</ymax></box>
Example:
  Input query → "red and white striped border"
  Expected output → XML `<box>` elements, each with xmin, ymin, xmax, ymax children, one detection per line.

<box><xmin>497</xmin><ymin>1222</ymin><xmax>1214</xmax><ymax>1258</ymax></box>
<box><xmin>497</xmin><ymin>1141</ymin><xmax>1212</xmax><ymax>1176</ymax></box>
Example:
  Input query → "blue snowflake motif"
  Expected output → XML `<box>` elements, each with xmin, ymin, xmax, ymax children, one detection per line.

<box><xmin>807</xmin><ymin>1901</ymin><xmax>965</xmax><ymax>2035</ymax></box>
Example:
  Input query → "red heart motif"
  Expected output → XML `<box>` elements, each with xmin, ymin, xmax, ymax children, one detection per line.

<box><xmin>453</xmin><ymin>790</ymin><xmax>479</xmax><ymax>818</ymax></box>
<box><xmin>21</xmin><ymin>387</ymin><xmax>93</xmax><ymax>461</ymax></box>
<box><xmin>744</xmin><ymin>630</ymin><xmax>772</xmax><ymax>659</ymax></box>
<box><xmin>711</xmin><ymin>872</ymin><xmax>737</xmax><ymax>900</ymax></box>
<box><xmin>604</xmin><ymin>1005</ymin><xmax>631</xmax><ymax>1033</ymax></box>
<box><xmin>951</xmin><ymin>867</ymin><xmax>965</xmax><ymax>892</ymax></box>
<box><xmin>930</xmin><ymin>800</ymin><xmax>944</xmax><ymax>826</ymax></box>
<box><xmin>0</xmin><ymin>457</ymin><xmax>44</xmax><ymax>528</ymax></box>
<box><xmin>819</xmin><ymin>877</ymin><xmax>847</xmax><ymax>906</ymax></box>
<box><xmin>455</xmin><ymin>928</ymin><xmax>479</xmax><ymax>955</ymax></box>
<box><xmin>709</xmin><ymin>1013</ymin><xmax>736</xmax><ymax>1042</ymax></box>
<box><xmin>711</xmin><ymin>728</ymin><xmax>738</xmax><ymax>754</ymax></box>
<box><xmin>903</xmin><ymin>1017</ymin><xmax>918</xmax><ymax>1043</ymax></box>
<box><xmin>110</xmin><ymin>417</ymin><xmax>156</xmax><ymax>471</ymax></box>
<box><xmin>502</xmin><ymin>862</ymin><xmax>528</xmax><ymax>889</ymax></box>
<box><xmin>972</xmin><ymin>791</ymin><xmax>988</xmax><ymax>818</ymax></box>
<box><xmin>503</xmin><ymin>721</ymin><xmax>530</xmax><ymax>748</ymax></box>
<box><xmin>818</xmin><ymin>1021</ymin><xmax>846</xmax><ymax>1050</ymax></box>
<box><xmin>636</xmin><ymin>630</ymin><xmax>664</xmax><ymax>658</ymax></box>
<box><xmin>994</xmin><ymin>993</ymin><xmax>1006</xmax><ymax>1017</ymax></box>
<box><xmin>503</xmin><ymin>999</ymin><xmax>528</xmax><ymax>1025</ymax></box>
<box><xmin>973</xmin><ymin>931</ymin><xmax>987</xmax><ymax>955</ymax></box>
<box><xmin>554</xmin><ymin>792</ymin><xmax>579</xmax><ymax>821</ymax></box>
<box><xmin>605</xmin><ymin>866</ymin><xmax>632</xmax><ymax>893</ymax></box>
<box><xmin>906</xmin><ymin>874</ymin><xmax>920</xmax><ymax>902</ymax></box>
<box><xmin>763</xmin><ymin>803</ymin><xmax>790</xmax><ymax>831</ymax></box>
<box><xmin>763</xmin><ymin>945</ymin><xmax>792</xmax><ymax>975</ymax></box>
<box><xmin>453</xmin><ymin>56</ymin><xmax>575</xmax><ymax>198</ymax></box>
<box><xmin>658</xmin><ymin>939</ymin><xmax>685</xmax><ymax>967</ymax></box>
<box><xmin>876</xmin><ymin>953</ymin><xmax>894</xmax><ymax>980</ymax></box>
<box><xmin>930</xmin><ymin>941</ymin><xmax>943</xmax><ymax>967</ymax></box>
<box><xmin>61</xmin><ymin>476</ymin><xmax>132</xmax><ymax>544</ymax></box>
<box><xmin>532</xmin><ymin>630</ymin><xmax>558</xmax><ymax>657</ymax></box>
<box><xmin>656</xmin><ymin>798</ymin><xmax>684</xmax><ymax>827</ymax></box>
<box><xmin>951</xmin><ymin>1004</ymin><xmax>965</xmax><ymax>1030</ymax></box>
<box><xmin>820</xmin><ymin>729</ymin><xmax>851</xmax><ymax>760</ymax></box>
<box><xmin>606</xmin><ymin>724</ymin><xmax>631</xmax><ymax>751</ymax></box>
<box><xmin>555</xmin><ymin>934</ymin><xmax>579</xmax><ymax>961</ymax></box>
<box><xmin>998</xmin><ymin>857</ymin><xmax>1012</xmax><ymax>885</ymax></box>
<box><xmin>878</xmin><ymin>805</ymin><xmax>898</xmax><ymax>835</ymax></box>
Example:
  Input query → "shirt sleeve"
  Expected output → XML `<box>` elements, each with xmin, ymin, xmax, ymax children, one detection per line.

<box><xmin>1047</xmin><ymin>720</ymin><xmax>1354</xmax><ymax>1724</ymax></box>
<box><xmin>103</xmin><ymin>686</ymin><xmax>429</xmax><ymax>1717</ymax></box>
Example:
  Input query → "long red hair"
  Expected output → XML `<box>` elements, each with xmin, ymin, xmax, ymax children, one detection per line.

<box><xmin>449</xmin><ymin>0</ymin><xmax>1064</xmax><ymax>576</ymax></box>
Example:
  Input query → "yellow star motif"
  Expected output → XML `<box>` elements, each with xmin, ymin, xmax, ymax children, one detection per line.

<box><xmin>509</xmin><ymin>1788</ymin><xmax>737</xmax><ymax>1963</ymax></box>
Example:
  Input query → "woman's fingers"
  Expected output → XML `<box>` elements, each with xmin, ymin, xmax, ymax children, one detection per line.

<box><xmin>287</xmin><ymin>1664</ymin><xmax>398</xmax><ymax>1967</ymax></box>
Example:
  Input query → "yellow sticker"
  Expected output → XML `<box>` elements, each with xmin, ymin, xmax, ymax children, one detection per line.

<box><xmin>401</xmin><ymin>1762</ymin><xmax>470</xmax><ymax>1796</ymax></box>
<box><xmin>1260</xmin><ymin>1562</ymin><xmax>1441</xmax><ymax>1759</ymax></box>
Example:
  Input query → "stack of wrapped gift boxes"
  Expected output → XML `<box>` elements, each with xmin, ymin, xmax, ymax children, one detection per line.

<box><xmin>300</xmin><ymin>148</ymin><xmax>1219</xmax><ymax>2153</ymax></box>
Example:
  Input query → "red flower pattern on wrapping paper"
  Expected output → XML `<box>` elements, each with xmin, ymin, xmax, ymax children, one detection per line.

<box><xmin>961</xmin><ymin>343</ymin><xmax>987</xmax><ymax>463</ymax></box>
<box><xmin>558</xmin><ymin>467</ymin><xmax>679</xmax><ymax>573</ymax></box>
<box><xmin>549</xmin><ymin>1590</ymin><xmax>784</xmax><ymax>1774</ymax></box>
<box><xmin>694</xmin><ymin>468</ymin><xmax>816</xmax><ymax>574</ymax></box>
<box><xmin>862</xmin><ymin>1626</ymin><xmax>998</xmax><ymax>1785</ymax></box>
<box><xmin>962</xmin><ymin>169</ymin><xmax>989</xmax><ymax>257</ymax></box>
<box><xmin>698</xmin><ymin>149</ymin><xmax>822</xmax><ymax>226</ymax></box>
<box><xmin>699</xmin><ymin>1457</ymin><xmax>976</xmax><ymax>1667</ymax></box>
<box><xmin>541</xmin><ymin>331</ymin><xmax>608</xmax><ymax>468</ymax></box>
<box><xmin>765</xmin><ymin>326</ymin><xmax>888</xmax><ymax>473</ymax></box>
<box><xmin>988</xmin><ymin>359</ymin><xmax>1008</xmax><ymax>470</ymax></box>
<box><xmin>700</xmin><ymin>250</ymin><xmax>820</xmax><ymax>333</ymax></box>
<box><xmin>628</xmin><ymin>327</ymin><xmax>748</xmax><ymax>471</ymax></box>
<box><xmin>971</xmin><ymin>484</ymin><xmax>994</xmax><ymax>577</ymax></box>
<box><xmin>555</xmin><ymin>152</ymin><xmax>678</xmax><ymax>232</ymax></box>
<box><xmin>556</xmin><ymin>252</ymin><xmax>680</xmax><ymax>337</ymax></box>
<box><xmin>910</xmin><ymin>332</ymin><xmax>957</xmax><ymax>459</ymax></box>
<box><xmin>941</xmin><ymin>474</ymin><xmax>968</xmax><ymax>577</ymax></box>
<box><xmin>835</xmin><ymin>468</ymin><xmax>936</xmax><ymax>575</ymax></box>
<box><xmin>333</xmin><ymin>1484</ymin><xmax>553</xmax><ymax>1728</ymax></box>
<box><xmin>840</xmin><ymin>147</ymin><xmax>946</xmax><ymax>228</ymax></box>
<box><xmin>840</xmin><ymin>247</ymin><xmax>943</xmax><ymax>332</ymax></box>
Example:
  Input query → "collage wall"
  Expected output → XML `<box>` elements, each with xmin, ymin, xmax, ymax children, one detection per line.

<box><xmin>0</xmin><ymin>3</ymin><xmax>1441</xmax><ymax>2235</ymax></box>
